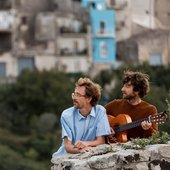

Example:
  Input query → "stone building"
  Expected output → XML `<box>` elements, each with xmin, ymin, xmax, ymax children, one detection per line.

<box><xmin>110</xmin><ymin>0</ymin><xmax>170</xmax><ymax>65</ymax></box>
<box><xmin>0</xmin><ymin>0</ymin><xmax>170</xmax><ymax>78</ymax></box>
<box><xmin>0</xmin><ymin>0</ymin><xmax>89</xmax><ymax>78</ymax></box>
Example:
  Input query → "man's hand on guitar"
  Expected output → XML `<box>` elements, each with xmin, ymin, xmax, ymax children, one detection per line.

<box><xmin>141</xmin><ymin>120</ymin><xmax>152</xmax><ymax>130</ymax></box>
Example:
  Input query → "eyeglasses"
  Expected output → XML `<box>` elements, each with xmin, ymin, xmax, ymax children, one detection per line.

<box><xmin>72</xmin><ymin>92</ymin><xmax>86</xmax><ymax>98</ymax></box>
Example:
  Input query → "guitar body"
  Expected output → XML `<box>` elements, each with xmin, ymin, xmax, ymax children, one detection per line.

<box><xmin>107</xmin><ymin>114</ymin><xmax>132</xmax><ymax>143</ymax></box>
<box><xmin>107</xmin><ymin>111</ymin><xmax>167</xmax><ymax>143</ymax></box>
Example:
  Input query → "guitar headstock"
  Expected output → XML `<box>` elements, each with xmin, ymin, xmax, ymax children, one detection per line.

<box><xmin>150</xmin><ymin>111</ymin><xmax>168</xmax><ymax>124</ymax></box>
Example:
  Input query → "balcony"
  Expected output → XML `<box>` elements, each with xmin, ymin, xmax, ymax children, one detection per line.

<box><xmin>59</xmin><ymin>25</ymin><xmax>87</xmax><ymax>34</ymax></box>
<box><xmin>60</xmin><ymin>48</ymin><xmax>87</xmax><ymax>56</ymax></box>
<box><xmin>94</xmin><ymin>29</ymin><xmax>115</xmax><ymax>38</ymax></box>
<box><xmin>0</xmin><ymin>10</ymin><xmax>15</xmax><ymax>32</ymax></box>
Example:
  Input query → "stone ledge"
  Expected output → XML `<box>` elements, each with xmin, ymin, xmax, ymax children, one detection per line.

<box><xmin>51</xmin><ymin>141</ymin><xmax>170</xmax><ymax>170</ymax></box>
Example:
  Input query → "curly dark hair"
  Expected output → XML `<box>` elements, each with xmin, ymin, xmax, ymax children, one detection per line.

<box><xmin>76</xmin><ymin>77</ymin><xmax>101</xmax><ymax>106</ymax></box>
<box><xmin>123</xmin><ymin>71</ymin><xmax>150</xmax><ymax>98</ymax></box>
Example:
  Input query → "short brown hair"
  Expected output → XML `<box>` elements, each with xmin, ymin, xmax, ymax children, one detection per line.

<box><xmin>76</xmin><ymin>77</ymin><xmax>101</xmax><ymax>106</ymax></box>
<box><xmin>123</xmin><ymin>71</ymin><xmax>150</xmax><ymax>98</ymax></box>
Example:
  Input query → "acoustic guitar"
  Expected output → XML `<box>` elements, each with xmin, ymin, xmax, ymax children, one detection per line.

<box><xmin>107</xmin><ymin>111</ymin><xmax>168</xmax><ymax>143</ymax></box>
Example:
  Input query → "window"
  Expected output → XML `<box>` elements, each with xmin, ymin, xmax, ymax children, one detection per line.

<box><xmin>0</xmin><ymin>62</ymin><xmax>6</xmax><ymax>77</ymax></box>
<box><xmin>149</xmin><ymin>53</ymin><xmax>162</xmax><ymax>65</ymax></box>
<box><xmin>100</xmin><ymin>21</ymin><xmax>106</xmax><ymax>34</ymax></box>
<box><xmin>21</xmin><ymin>16</ymin><xmax>27</xmax><ymax>25</ymax></box>
<box><xmin>100</xmin><ymin>41</ymin><xmax>108</xmax><ymax>58</ymax></box>
<box><xmin>18</xmin><ymin>57</ymin><xmax>35</xmax><ymax>74</ymax></box>
<box><xmin>73</xmin><ymin>40</ymin><xmax>79</xmax><ymax>54</ymax></box>
<box><xmin>91</xmin><ymin>3</ymin><xmax>96</xmax><ymax>9</ymax></box>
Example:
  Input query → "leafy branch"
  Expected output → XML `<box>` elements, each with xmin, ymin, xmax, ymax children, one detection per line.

<box><xmin>165</xmin><ymin>94</ymin><xmax>170</xmax><ymax>117</ymax></box>
<box><xmin>122</xmin><ymin>131</ymin><xmax>170</xmax><ymax>150</ymax></box>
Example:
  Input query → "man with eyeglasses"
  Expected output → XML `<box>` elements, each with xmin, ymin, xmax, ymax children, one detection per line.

<box><xmin>52</xmin><ymin>77</ymin><xmax>110</xmax><ymax>156</ymax></box>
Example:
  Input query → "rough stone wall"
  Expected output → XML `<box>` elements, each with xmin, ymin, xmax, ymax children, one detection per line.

<box><xmin>51</xmin><ymin>141</ymin><xmax>170</xmax><ymax>170</ymax></box>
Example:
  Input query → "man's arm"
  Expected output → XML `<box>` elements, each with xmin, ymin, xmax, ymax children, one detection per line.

<box><xmin>74</xmin><ymin>136</ymin><xmax>105</xmax><ymax>149</ymax></box>
<box><xmin>142</xmin><ymin>106</ymin><xmax>158</xmax><ymax>137</ymax></box>
<box><xmin>64</xmin><ymin>137</ymin><xmax>81</xmax><ymax>154</ymax></box>
<box><xmin>64</xmin><ymin>137</ymin><xmax>96</xmax><ymax>153</ymax></box>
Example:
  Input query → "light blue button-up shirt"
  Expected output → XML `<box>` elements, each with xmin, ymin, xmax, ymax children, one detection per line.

<box><xmin>52</xmin><ymin>105</ymin><xmax>110</xmax><ymax>157</ymax></box>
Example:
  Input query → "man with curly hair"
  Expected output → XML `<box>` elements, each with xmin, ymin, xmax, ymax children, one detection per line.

<box><xmin>105</xmin><ymin>71</ymin><xmax>158</xmax><ymax>142</ymax></box>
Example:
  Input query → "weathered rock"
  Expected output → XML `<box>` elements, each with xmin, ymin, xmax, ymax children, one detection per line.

<box><xmin>51</xmin><ymin>142</ymin><xmax>170</xmax><ymax>170</ymax></box>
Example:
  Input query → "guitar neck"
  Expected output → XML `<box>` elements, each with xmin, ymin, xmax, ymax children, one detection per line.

<box><xmin>114</xmin><ymin>117</ymin><xmax>148</xmax><ymax>133</ymax></box>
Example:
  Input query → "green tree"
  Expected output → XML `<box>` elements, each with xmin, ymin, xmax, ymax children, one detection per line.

<box><xmin>0</xmin><ymin>70</ymin><xmax>83</xmax><ymax>134</ymax></box>
<box><xmin>0</xmin><ymin>144</ymin><xmax>46</xmax><ymax>170</ymax></box>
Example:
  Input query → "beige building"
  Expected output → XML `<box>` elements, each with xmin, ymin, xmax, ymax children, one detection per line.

<box><xmin>0</xmin><ymin>0</ymin><xmax>90</xmax><ymax>78</ymax></box>
<box><xmin>110</xmin><ymin>0</ymin><xmax>170</xmax><ymax>65</ymax></box>
<box><xmin>0</xmin><ymin>0</ymin><xmax>170</xmax><ymax>78</ymax></box>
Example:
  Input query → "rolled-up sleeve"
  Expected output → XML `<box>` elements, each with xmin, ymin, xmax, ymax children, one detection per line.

<box><xmin>61</xmin><ymin>115</ymin><xmax>73</xmax><ymax>141</ymax></box>
<box><xmin>96</xmin><ymin>109</ymin><xmax>111</xmax><ymax>137</ymax></box>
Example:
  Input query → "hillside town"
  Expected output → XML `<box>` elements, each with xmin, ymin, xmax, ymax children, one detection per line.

<box><xmin>0</xmin><ymin>1</ymin><xmax>170</xmax><ymax>170</ymax></box>
<box><xmin>0</xmin><ymin>0</ymin><xmax>170</xmax><ymax>77</ymax></box>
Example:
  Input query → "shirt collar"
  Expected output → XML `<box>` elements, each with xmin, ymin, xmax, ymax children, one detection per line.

<box><xmin>77</xmin><ymin>107</ymin><xmax>96</xmax><ymax>120</ymax></box>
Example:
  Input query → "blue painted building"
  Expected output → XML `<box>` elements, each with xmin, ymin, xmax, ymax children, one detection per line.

<box><xmin>81</xmin><ymin>0</ymin><xmax>116</xmax><ymax>63</ymax></box>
